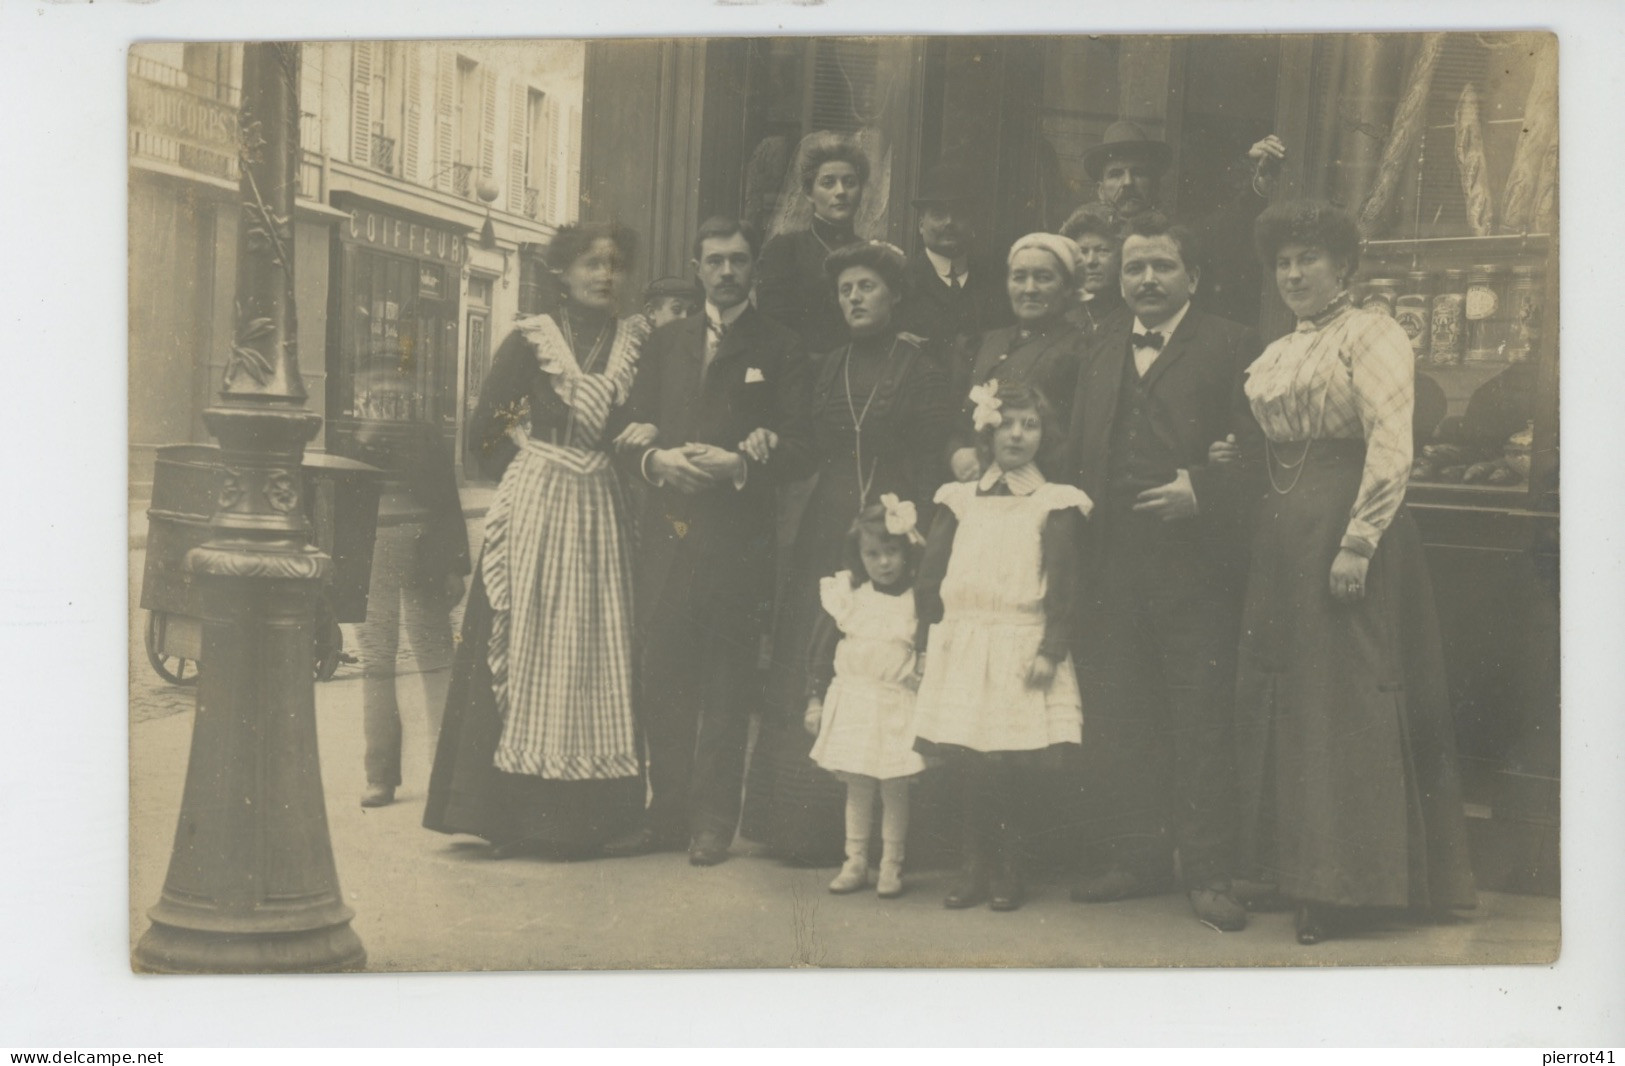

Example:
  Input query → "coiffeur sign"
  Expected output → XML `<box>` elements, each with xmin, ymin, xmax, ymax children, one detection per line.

<box><xmin>345</xmin><ymin>206</ymin><xmax>465</xmax><ymax>265</ymax></box>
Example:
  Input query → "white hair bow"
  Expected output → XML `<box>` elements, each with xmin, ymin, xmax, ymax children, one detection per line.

<box><xmin>969</xmin><ymin>379</ymin><xmax>1003</xmax><ymax>431</ymax></box>
<box><xmin>879</xmin><ymin>492</ymin><xmax>925</xmax><ymax>546</ymax></box>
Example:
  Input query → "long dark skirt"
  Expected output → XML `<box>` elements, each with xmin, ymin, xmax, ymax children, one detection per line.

<box><xmin>1235</xmin><ymin>441</ymin><xmax>1476</xmax><ymax>910</ymax></box>
<box><xmin>422</xmin><ymin>565</ymin><xmax>642</xmax><ymax>851</ymax></box>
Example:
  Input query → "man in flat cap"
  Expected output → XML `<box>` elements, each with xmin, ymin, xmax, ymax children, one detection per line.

<box><xmin>642</xmin><ymin>275</ymin><xmax>701</xmax><ymax>330</ymax></box>
<box><xmin>895</xmin><ymin>162</ymin><xmax>1012</xmax><ymax>350</ymax></box>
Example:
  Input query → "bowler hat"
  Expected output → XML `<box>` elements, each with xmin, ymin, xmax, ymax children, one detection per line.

<box><xmin>911</xmin><ymin>162</ymin><xmax>976</xmax><ymax>206</ymax></box>
<box><xmin>1081</xmin><ymin>120</ymin><xmax>1173</xmax><ymax>181</ymax></box>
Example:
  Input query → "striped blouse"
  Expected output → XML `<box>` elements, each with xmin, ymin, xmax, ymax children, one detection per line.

<box><xmin>1243</xmin><ymin>295</ymin><xmax>1414</xmax><ymax>558</ymax></box>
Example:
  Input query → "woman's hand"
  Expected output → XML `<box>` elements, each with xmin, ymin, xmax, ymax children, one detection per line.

<box><xmin>950</xmin><ymin>446</ymin><xmax>982</xmax><ymax>483</ymax></box>
<box><xmin>1208</xmin><ymin>434</ymin><xmax>1239</xmax><ymax>466</ymax></box>
<box><xmin>613</xmin><ymin>422</ymin><xmax>659</xmax><ymax>451</ymax></box>
<box><xmin>803</xmin><ymin>698</ymin><xmax>824</xmax><ymax>737</ymax></box>
<box><xmin>1026</xmin><ymin>652</ymin><xmax>1058</xmax><ymax>689</ymax></box>
<box><xmin>739</xmin><ymin>427</ymin><xmax>779</xmax><ymax>463</ymax></box>
<box><xmin>1329</xmin><ymin>548</ymin><xmax>1371</xmax><ymax>604</ymax></box>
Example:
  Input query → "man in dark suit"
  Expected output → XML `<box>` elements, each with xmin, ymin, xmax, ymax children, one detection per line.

<box><xmin>896</xmin><ymin>163</ymin><xmax>1012</xmax><ymax>352</ymax></box>
<box><xmin>607</xmin><ymin>216</ymin><xmax>815</xmax><ymax>865</ymax></box>
<box><xmin>1060</xmin><ymin>212</ymin><xmax>1258</xmax><ymax>930</ymax></box>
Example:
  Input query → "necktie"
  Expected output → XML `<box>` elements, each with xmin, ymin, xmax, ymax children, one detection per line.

<box><xmin>1131</xmin><ymin>331</ymin><xmax>1165</xmax><ymax>351</ymax></box>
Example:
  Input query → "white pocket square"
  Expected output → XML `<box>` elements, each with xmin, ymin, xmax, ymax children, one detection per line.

<box><xmin>744</xmin><ymin>367</ymin><xmax>766</xmax><ymax>383</ymax></box>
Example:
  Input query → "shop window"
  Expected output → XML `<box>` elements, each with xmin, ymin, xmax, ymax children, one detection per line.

<box><xmin>1349</xmin><ymin>33</ymin><xmax>1556</xmax><ymax>495</ymax></box>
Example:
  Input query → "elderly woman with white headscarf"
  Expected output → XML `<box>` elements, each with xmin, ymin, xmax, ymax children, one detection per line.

<box><xmin>948</xmin><ymin>232</ymin><xmax>1091</xmax><ymax>483</ymax></box>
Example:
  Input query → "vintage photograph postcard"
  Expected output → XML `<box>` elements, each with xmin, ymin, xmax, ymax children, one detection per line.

<box><xmin>128</xmin><ymin>31</ymin><xmax>1560</xmax><ymax>972</ymax></box>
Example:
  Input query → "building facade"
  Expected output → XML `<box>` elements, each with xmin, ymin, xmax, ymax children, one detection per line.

<box><xmin>129</xmin><ymin>39</ymin><xmax>585</xmax><ymax>490</ymax></box>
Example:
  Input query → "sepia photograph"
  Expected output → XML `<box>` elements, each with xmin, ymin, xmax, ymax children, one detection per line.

<box><xmin>124</xmin><ymin>30</ymin><xmax>1564</xmax><ymax>974</ymax></box>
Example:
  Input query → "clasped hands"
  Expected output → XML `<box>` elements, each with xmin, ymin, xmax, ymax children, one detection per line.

<box><xmin>613</xmin><ymin>422</ymin><xmax>780</xmax><ymax>494</ymax></box>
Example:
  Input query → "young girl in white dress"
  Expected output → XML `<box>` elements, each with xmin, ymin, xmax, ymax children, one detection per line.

<box><xmin>805</xmin><ymin>496</ymin><xmax>927</xmax><ymax>898</ymax></box>
<box><xmin>913</xmin><ymin>381</ymin><xmax>1091</xmax><ymax>911</ymax></box>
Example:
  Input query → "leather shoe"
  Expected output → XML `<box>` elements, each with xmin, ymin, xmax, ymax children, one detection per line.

<box><xmin>688</xmin><ymin>830</ymin><xmax>731</xmax><ymax>867</ymax></box>
<box><xmin>360</xmin><ymin>784</ymin><xmax>395</xmax><ymax>808</ymax></box>
<box><xmin>1071</xmin><ymin>867</ymin><xmax>1165</xmax><ymax>903</ymax></box>
<box><xmin>1295</xmin><ymin>903</ymin><xmax>1328</xmax><ymax>945</ymax></box>
<box><xmin>1189</xmin><ymin>884</ymin><xmax>1248</xmax><ymax>931</ymax></box>
<box><xmin>602</xmin><ymin>825</ymin><xmax>661</xmax><ymax>858</ymax></box>
<box><xmin>989</xmin><ymin>875</ymin><xmax>1025</xmax><ymax>912</ymax></box>
<box><xmin>943</xmin><ymin>869</ymin><xmax>989</xmax><ymax>909</ymax></box>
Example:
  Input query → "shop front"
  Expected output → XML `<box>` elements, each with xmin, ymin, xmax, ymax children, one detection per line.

<box><xmin>324</xmin><ymin>195</ymin><xmax>466</xmax><ymax>474</ymax></box>
<box><xmin>580</xmin><ymin>31</ymin><xmax>1560</xmax><ymax>895</ymax></box>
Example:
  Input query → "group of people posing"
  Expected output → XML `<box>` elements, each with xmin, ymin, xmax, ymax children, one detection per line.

<box><xmin>416</xmin><ymin>122</ymin><xmax>1477</xmax><ymax>947</ymax></box>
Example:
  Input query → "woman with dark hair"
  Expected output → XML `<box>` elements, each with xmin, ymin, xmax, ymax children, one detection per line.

<box><xmin>947</xmin><ymin>232</ymin><xmax>1090</xmax><ymax>483</ymax></box>
<box><xmin>1059</xmin><ymin>203</ymin><xmax>1126</xmax><ymax>337</ymax></box>
<box><xmin>755</xmin><ymin>132</ymin><xmax>872</xmax><ymax>355</ymax></box>
<box><xmin>1212</xmin><ymin>199</ymin><xmax>1476</xmax><ymax>942</ymax></box>
<box><xmin>424</xmin><ymin>222</ymin><xmax>654</xmax><ymax>859</ymax></box>
<box><xmin>742</xmin><ymin>239</ymin><xmax>954</xmax><ymax>865</ymax></box>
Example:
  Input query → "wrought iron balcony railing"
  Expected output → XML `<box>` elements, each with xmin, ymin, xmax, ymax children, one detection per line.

<box><xmin>524</xmin><ymin>186</ymin><xmax>540</xmax><ymax>219</ymax></box>
<box><xmin>372</xmin><ymin>132</ymin><xmax>397</xmax><ymax>176</ymax></box>
<box><xmin>453</xmin><ymin>162</ymin><xmax>474</xmax><ymax>199</ymax></box>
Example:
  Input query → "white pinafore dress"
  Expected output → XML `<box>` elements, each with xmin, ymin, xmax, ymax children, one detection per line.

<box><xmin>912</xmin><ymin>479</ymin><xmax>1089</xmax><ymax>753</ymax></box>
<box><xmin>808</xmin><ymin>575</ymin><xmax>927</xmax><ymax>781</ymax></box>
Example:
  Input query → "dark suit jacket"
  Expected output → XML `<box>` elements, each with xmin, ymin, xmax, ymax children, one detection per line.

<box><xmin>1062</xmin><ymin>305</ymin><xmax>1260</xmax><ymax>581</ymax></box>
<box><xmin>896</xmin><ymin>249</ymin><xmax>1013</xmax><ymax>350</ymax></box>
<box><xmin>947</xmin><ymin>321</ymin><xmax>1089</xmax><ymax>457</ymax></box>
<box><xmin>622</xmin><ymin>306</ymin><xmax>815</xmax><ymax>632</ymax></box>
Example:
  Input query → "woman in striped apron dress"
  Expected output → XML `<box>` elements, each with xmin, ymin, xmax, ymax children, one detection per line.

<box><xmin>424</xmin><ymin>223</ymin><xmax>653</xmax><ymax>859</ymax></box>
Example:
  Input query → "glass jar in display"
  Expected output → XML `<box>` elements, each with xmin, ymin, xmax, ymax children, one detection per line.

<box><xmin>1504</xmin><ymin>264</ymin><xmax>1545</xmax><ymax>363</ymax></box>
<box><xmin>1396</xmin><ymin>270</ymin><xmax>1432</xmax><ymax>361</ymax></box>
<box><xmin>1361</xmin><ymin>277</ymin><xmax>1399</xmax><ymax>317</ymax></box>
<box><xmin>1430</xmin><ymin>268</ymin><xmax>1468</xmax><ymax>365</ymax></box>
<box><xmin>1465</xmin><ymin>264</ymin><xmax>1508</xmax><ymax>362</ymax></box>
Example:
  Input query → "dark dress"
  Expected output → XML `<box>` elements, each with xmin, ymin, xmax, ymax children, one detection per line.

<box><xmin>740</xmin><ymin>328</ymin><xmax>953</xmax><ymax>862</ymax></box>
<box><xmin>755</xmin><ymin>216</ymin><xmax>861</xmax><ymax>357</ymax></box>
<box><xmin>1232</xmin><ymin>303</ymin><xmax>1476</xmax><ymax>910</ymax></box>
<box><xmin>422</xmin><ymin>309</ymin><xmax>644</xmax><ymax>853</ymax></box>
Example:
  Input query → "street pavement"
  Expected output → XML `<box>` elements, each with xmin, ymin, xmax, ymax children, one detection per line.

<box><xmin>128</xmin><ymin>525</ymin><xmax>1561</xmax><ymax>973</ymax></box>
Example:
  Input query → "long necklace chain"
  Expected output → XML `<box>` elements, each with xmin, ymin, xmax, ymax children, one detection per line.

<box><xmin>1265</xmin><ymin>329</ymin><xmax>1337</xmax><ymax>495</ymax></box>
<box><xmin>843</xmin><ymin>336</ymin><xmax>899</xmax><ymax>510</ymax></box>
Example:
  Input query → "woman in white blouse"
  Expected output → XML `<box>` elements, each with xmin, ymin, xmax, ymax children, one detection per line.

<box><xmin>1211</xmin><ymin>200</ymin><xmax>1476</xmax><ymax>944</ymax></box>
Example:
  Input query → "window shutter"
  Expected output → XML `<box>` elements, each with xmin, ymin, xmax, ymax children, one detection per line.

<box><xmin>401</xmin><ymin>46</ymin><xmax>421</xmax><ymax>182</ymax></box>
<box><xmin>507</xmin><ymin>82</ymin><xmax>528</xmax><ymax>214</ymax></box>
<box><xmin>350</xmin><ymin>42</ymin><xmax>374</xmax><ymax>166</ymax></box>
<box><xmin>566</xmin><ymin>105</ymin><xmax>582</xmax><ymax>223</ymax></box>
<box><xmin>544</xmin><ymin>95</ymin><xmax>561</xmax><ymax>222</ymax></box>
<box><xmin>480</xmin><ymin>68</ymin><xmax>498</xmax><ymax>183</ymax></box>
<box><xmin>434</xmin><ymin>50</ymin><xmax>455</xmax><ymax>192</ymax></box>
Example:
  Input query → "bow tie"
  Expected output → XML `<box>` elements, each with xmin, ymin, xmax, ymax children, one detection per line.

<box><xmin>1131</xmin><ymin>331</ymin><xmax>1166</xmax><ymax>351</ymax></box>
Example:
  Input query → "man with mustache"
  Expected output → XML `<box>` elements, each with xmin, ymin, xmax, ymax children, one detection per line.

<box><xmin>1059</xmin><ymin>212</ymin><xmax>1260</xmax><ymax>931</ymax></box>
<box><xmin>1082</xmin><ymin>120</ymin><xmax>1170</xmax><ymax>223</ymax></box>
<box><xmin>896</xmin><ymin>162</ymin><xmax>1012</xmax><ymax>350</ymax></box>
<box><xmin>607</xmin><ymin>216</ymin><xmax>815</xmax><ymax>865</ymax></box>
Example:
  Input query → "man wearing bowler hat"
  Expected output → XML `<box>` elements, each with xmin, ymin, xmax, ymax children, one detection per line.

<box><xmin>896</xmin><ymin>162</ymin><xmax>1012</xmax><ymax>350</ymax></box>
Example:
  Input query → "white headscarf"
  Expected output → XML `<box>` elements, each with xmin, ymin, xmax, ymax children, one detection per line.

<box><xmin>1007</xmin><ymin>232</ymin><xmax>1085</xmax><ymax>283</ymax></box>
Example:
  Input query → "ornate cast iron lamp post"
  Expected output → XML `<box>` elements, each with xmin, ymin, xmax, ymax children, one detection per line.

<box><xmin>134</xmin><ymin>42</ymin><xmax>365</xmax><ymax>973</ymax></box>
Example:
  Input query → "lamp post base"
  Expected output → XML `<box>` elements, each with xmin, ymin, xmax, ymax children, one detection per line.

<box><xmin>134</xmin><ymin>920</ymin><xmax>366</xmax><ymax>975</ymax></box>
